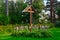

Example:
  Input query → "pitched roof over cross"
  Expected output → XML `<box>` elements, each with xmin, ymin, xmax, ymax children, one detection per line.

<box><xmin>22</xmin><ymin>5</ymin><xmax>35</xmax><ymax>13</ymax></box>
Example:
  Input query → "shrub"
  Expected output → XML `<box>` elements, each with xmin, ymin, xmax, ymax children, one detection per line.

<box><xmin>0</xmin><ymin>14</ymin><xmax>10</xmax><ymax>25</ymax></box>
<box><xmin>55</xmin><ymin>20</ymin><xmax>60</xmax><ymax>27</ymax></box>
<box><xmin>46</xmin><ymin>22</ymin><xmax>54</xmax><ymax>28</ymax></box>
<box><xmin>11</xmin><ymin>30</ymin><xmax>52</xmax><ymax>38</ymax></box>
<box><xmin>41</xmin><ymin>31</ymin><xmax>52</xmax><ymax>37</ymax></box>
<box><xmin>0</xmin><ymin>25</ymin><xmax>13</xmax><ymax>34</ymax></box>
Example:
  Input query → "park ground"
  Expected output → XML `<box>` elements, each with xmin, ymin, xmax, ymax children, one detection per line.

<box><xmin>0</xmin><ymin>27</ymin><xmax>60</xmax><ymax>40</ymax></box>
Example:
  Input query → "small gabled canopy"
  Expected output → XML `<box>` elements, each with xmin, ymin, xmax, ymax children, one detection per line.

<box><xmin>22</xmin><ymin>5</ymin><xmax>35</xmax><ymax>13</ymax></box>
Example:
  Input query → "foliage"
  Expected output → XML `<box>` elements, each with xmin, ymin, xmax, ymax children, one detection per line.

<box><xmin>0</xmin><ymin>0</ymin><xmax>5</xmax><ymax>15</ymax></box>
<box><xmin>56</xmin><ymin>7</ymin><xmax>60</xmax><ymax>20</ymax></box>
<box><xmin>0</xmin><ymin>25</ymin><xmax>13</xmax><ymax>34</ymax></box>
<box><xmin>11</xmin><ymin>30</ymin><xmax>52</xmax><ymax>38</ymax></box>
<box><xmin>0</xmin><ymin>0</ymin><xmax>44</xmax><ymax>25</ymax></box>
<box><xmin>8</xmin><ymin>0</ymin><xmax>44</xmax><ymax>24</ymax></box>
<box><xmin>0</xmin><ymin>14</ymin><xmax>10</xmax><ymax>25</ymax></box>
<box><xmin>0</xmin><ymin>28</ymin><xmax>60</xmax><ymax>40</ymax></box>
<box><xmin>55</xmin><ymin>20</ymin><xmax>60</xmax><ymax>27</ymax></box>
<box><xmin>32</xmin><ymin>0</ymin><xmax>44</xmax><ymax>24</ymax></box>
<box><xmin>55</xmin><ymin>7</ymin><xmax>60</xmax><ymax>27</ymax></box>
<box><xmin>9</xmin><ymin>1</ymin><xmax>29</xmax><ymax>24</ymax></box>
<box><xmin>56</xmin><ymin>7</ymin><xmax>60</xmax><ymax>15</ymax></box>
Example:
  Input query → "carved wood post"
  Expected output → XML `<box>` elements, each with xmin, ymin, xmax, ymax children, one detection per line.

<box><xmin>29</xmin><ymin>7</ymin><xmax>33</xmax><ymax>32</ymax></box>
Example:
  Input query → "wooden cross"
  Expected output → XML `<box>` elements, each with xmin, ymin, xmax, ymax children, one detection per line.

<box><xmin>22</xmin><ymin>5</ymin><xmax>35</xmax><ymax>32</ymax></box>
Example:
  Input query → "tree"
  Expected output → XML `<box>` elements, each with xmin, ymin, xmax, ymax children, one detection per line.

<box><xmin>32</xmin><ymin>0</ymin><xmax>44</xmax><ymax>24</ymax></box>
<box><xmin>56</xmin><ymin>7</ymin><xmax>60</xmax><ymax>20</ymax></box>
<box><xmin>0</xmin><ymin>0</ymin><xmax>5</xmax><ymax>15</ymax></box>
<box><xmin>9</xmin><ymin>1</ymin><xmax>27</xmax><ymax>24</ymax></box>
<box><xmin>2</xmin><ymin>0</ymin><xmax>44</xmax><ymax>24</ymax></box>
<box><xmin>46</xmin><ymin>0</ymin><xmax>57</xmax><ymax>23</ymax></box>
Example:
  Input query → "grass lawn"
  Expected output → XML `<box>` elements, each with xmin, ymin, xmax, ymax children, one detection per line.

<box><xmin>0</xmin><ymin>28</ymin><xmax>60</xmax><ymax>40</ymax></box>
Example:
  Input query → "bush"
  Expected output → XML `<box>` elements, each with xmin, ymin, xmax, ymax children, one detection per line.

<box><xmin>45</xmin><ymin>22</ymin><xmax>54</xmax><ymax>28</ymax></box>
<box><xmin>55</xmin><ymin>21</ymin><xmax>60</xmax><ymax>27</ymax></box>
<box><xmin>0</xmin><ymin>14</ymin><xmax>10</xmax><ymax>25</ymax></box>
<box><xmin>0</xmin><ymin>25</ymin><xmax>13</xmax><ymax>34</ymax></box>
<box><xmin>11</xmin><ymin>30</ymin><xmax>52</xmax><ymax>38</ymax></box>
<box><xmin>41</xmin><ymin>31</ymin><xmax>52</xmax><ymax>37</ymax></box>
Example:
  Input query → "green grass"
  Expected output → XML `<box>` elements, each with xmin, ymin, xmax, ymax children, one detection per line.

<box><xmin>0</xmin><ymin>28</ymin><xmax>60</xmax><ymax>40</ymax></box>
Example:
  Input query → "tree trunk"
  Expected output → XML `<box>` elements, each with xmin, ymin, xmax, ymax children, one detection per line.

<box><xmin>50</xmin><ymin>0</ymin><xmax>55</xmax><ymax>23</ymax></box>
<box><xmin>5</xmin><ymin>0</ymin><xmax>9</xmax><ymax>16</ymax></box>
